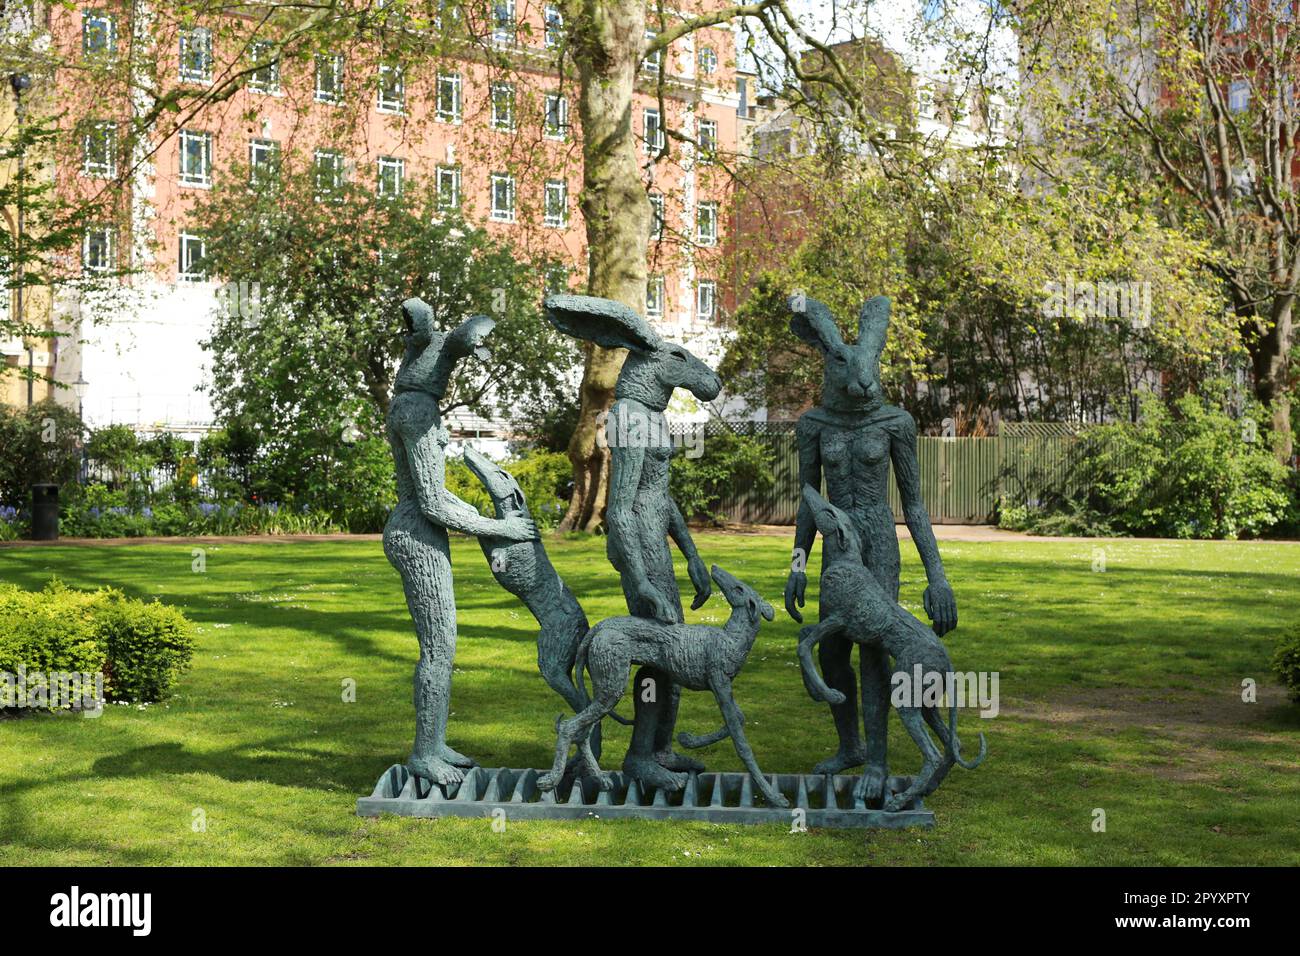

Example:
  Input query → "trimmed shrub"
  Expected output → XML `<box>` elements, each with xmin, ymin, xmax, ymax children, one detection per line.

<box><xmin>670</xmin><ymin>427</ymin><xmax>775</xmax><ymax>525</ymax></box>
<box><xmin>1271</xmin><ymin>626</ymin><xmax>1300</xmax><ymax>704</ymax></box>
<box><xmin>0</xmin><ymin>581</ymin><xmax>194</xmax><ymax>709</ymax></box>
<box><xmin>445</xmin><ymin>448</ymin><xmax>571</xmax><ymax>531</ymax></box>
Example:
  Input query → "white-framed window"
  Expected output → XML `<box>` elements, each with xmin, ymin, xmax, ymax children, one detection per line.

<box><xmin>377</xmin><ymin>156</ymin><xmax>405</xmax><ymax>197</ymax></box>
<box><xmin>81</xmin><ymin>121</ymin><xmax>117</xmax><ymax>178</ymax></box>
<box><xmin>436</xmin><ymin>0</ymin><xmax>461</xmax><ymax>30</ymax></box>
<box><xmin>697</xmin><ymin>46</ymin><xmax>717</xmax><ymax>75</ymax></box>
<box><xmin>643</xmin><ymin>108</ymin><xmax>664</xmax><ymax>154</ymax></box>
<box><xmin>248</xmin><ymin>40</ymin><xmax>280</xmax><ymax>94</ymax></box>
<box><xmin>1229</xmin><ymin>79</ymin><xmax>1251</xmax><ymax>113</ymax></box>
<box><xmin>436</xmin><ymin>164</ymin><xmax>461</xmax><ymax>210</ymax></box>
<box><xmin>314</xmin><ymin>148</ymin><xmax>346</xmax><ymax>198</ymax></box>
<box><xmin>696</xmin><ymin>279</ymin><xmax>716</xmax><ymax>322</ymax></box>
<box><xmin>82</xmin><ymin>11</ymin><xmax>116</xmax><ymax>58</ymax></box>
<box><xmin>646</xmin><ymin>275</ymin><xmax>664</xmax><ymax>319</ymax></box>
<box><xmin>178</xmin><ymin>231</ymin><xmax>207</xmax><ymax>282</ymax></box>
<box><xmin>697</xmin><ymin>201</ymin><xmax>718</xmax><ymax>246</ymax></box>
<box><xmin>492</xmin><ymin>0</ymin><xmax>515</xmax><ymax>45</ymax></box>
<box><xmin>436</xmin><ymin>71</ymin><xmax>462</xmax><ymax>122</ymax></box>
<box><xmin>544</xmin><ymin>5</ymin><xmax>564</xmax><ymax>48</ymax></box>
<box><xmin>178</xmin><ymin>129</ymin><xmax>212</xmax><ymax>187</ymax></box>
<box><xmin>698</xmin><ymin>118</ymin><xmax>717</xmax><ymax>162</ymax></box>
<box><xmin>378</xmin><ymin>63</ymin><xmax>405</xmax><ymax>113</ymax></box>
<box><xmin>315</xmin><ymin>53</ymin><xmax>344</xmax><ymax>103</ymax></box>
<box><xmin>648</xmin><ymin>192</ymin><xmax>665</xmax><ymax>241</ymax></box>
<box><xmin>544</xmin><ymin>93</ymin><xmax>568</xmax><ymax>139</ymax></box>
<box><xmin>249</xmin><ymin>137</ymin><xmax>280</xmax><ymax>183</ymax></box>
<box><xmin>643</xmin><ymin>31</ymin><xmax>661</xmax><ymax>73</ymax></box>
<box><xmin>83</xmin><ymin>225</ymin><xmax>115</xmax><ymax>274</ymax></box>
<box><xmin>489</xmin><ymin>172</ymin><xmax>516</xmax><ymax>222</ymax></box>
<box><xmin>179</xmin><ymin>26</ymin><xmax>213</xmax><ymax>83</ymax></box>
<box><xmin>490</xmin><ymin>82</ymin><xmax>516</xmax><ymax>131</ymax></box>
<box><xmin>543</xmin><ymin>179</ymin><xmax>568</xmax><ymax>227</ymax></box>
<box><xmin>917</xmin><ymin>87</ymin><xmax>935</xmax><ymax>120</ymax></box>
<box><xmin>1228</xmin><ymin>0</ymin><xmax>1248</xmax><ymax>32</ymax></box>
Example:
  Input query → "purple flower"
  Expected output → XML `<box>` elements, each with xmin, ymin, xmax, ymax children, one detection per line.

<box><xmin>199</xmin><ymin>502</ymin><xmax>218</xmax><ymax>516</ymax></box>
<box><xmin>0</xmin><ymin>505</ymin><xmax>17</xmax><ymax>523</ymax></box>
<box><xmin>141</xmin><ymin>507</ymin><xmax>153</xmax><ymax>519</ymax></box>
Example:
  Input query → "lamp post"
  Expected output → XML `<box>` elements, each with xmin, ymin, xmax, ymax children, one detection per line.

<box><xmin>73</xmin><ymin>374</ymin><xmax>89</xmax><ymax>482</ymax></box>
<box><xmin>9</xmin><ymin>73</ymin><xmax>32</xmax><ymax>407</ymax></box>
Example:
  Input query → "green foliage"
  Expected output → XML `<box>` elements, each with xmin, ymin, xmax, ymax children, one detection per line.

<box><xmin>1009</xmin><ymin>389</ymin><xmax>1292</xmax><ymax>539</ymax></box>
<box><xmin>669</xmin><ymin>427</ymin><xmax>775</xmax><ymax>525</ymax></box>
<box><xmin>445</xmin><ymin>447</ymin><xmax>571</xmax><ymax>531</ymax></box>
<box><xmin>189</xmin><ymin>160</ymin><xmax>577</xmax><ymax>531</ymax></box>
<box><xmin>0</xmin><ymin>401</ymin><xmax>85</xmax><ymax>508</ymax></box>
<box><xmin>0</xmin><ymin>580</ymin><xmax>194</xmax><ymax>706</ymax></box>
<box><xmin>1271</xmin><ymin>626</ymin><xmax>1300</xmax><ymax>704</ymax></box>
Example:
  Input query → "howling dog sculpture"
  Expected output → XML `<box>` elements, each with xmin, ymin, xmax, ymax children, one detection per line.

<box><xmin>796</xmin><ymin>486</ymin><xmax>986</xmax><ymax>811</ymax></box>
<box><xmin>462</xmin><ymin>447</ymin><xmax>630</xmax><ymax>759</ymax></box>
<box><xmin>536</xmin><ymin>565</ymin><xmax>787</xmax><ymax>808</ymax></box>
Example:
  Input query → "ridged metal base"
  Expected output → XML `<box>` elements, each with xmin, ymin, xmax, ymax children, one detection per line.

<box><xmin>356</xmin><ymin>764</ymin><xmax>935</xmax><ymax>828</ymax></box>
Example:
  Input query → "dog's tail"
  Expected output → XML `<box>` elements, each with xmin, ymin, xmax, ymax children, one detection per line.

<box><xmin>944</xmin><ymin>700</ymin><xmax>986</xmax><ymax>770</ymax></box>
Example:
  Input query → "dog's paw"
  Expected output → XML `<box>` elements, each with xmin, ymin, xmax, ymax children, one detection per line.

<box><xmin>535</xmin><ymin>770</ymin><xmax>563</xmax><ymax>792</ymax></box>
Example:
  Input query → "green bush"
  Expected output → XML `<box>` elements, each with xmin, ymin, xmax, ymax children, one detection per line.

<box><xmin>1271</xmin><ymin>626</ymin><xmax>1300</xmax><ymax>704</ymax></box>
<box><xmin>1008</xmin><ymin>388</ymin><xmax>1292</xmax><ymax>539</ymax></box>
<box><xmin>0</xmin><ymin>400</ymin><xmax>84</xmax><ymax>508</ymax></box>
<box><xmin>670</xmin><ymin>426</ymin><xmax>775</xmax><ymax>525</ymax></box>
<box><xmin>0</xmin><ymin>580</ymin><xmax>194</xmax><ymax>708</ymax></box>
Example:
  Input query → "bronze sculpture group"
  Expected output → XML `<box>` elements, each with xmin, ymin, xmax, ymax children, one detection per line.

<box><xmin>382</xmin><ymin>290</ymin><xmax>986</xmax><ymax>814</ymax></box>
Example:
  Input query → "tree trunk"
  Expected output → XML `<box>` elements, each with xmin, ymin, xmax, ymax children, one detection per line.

<box><xmin>559</xmin><ymin>2</ymin><xmax>650</xmax><ymax>532</ymax></box>
<box><xmin>1250</xmin><ymin>295</ymin><xmax>1295</xmax><ymax>464</ymax></box>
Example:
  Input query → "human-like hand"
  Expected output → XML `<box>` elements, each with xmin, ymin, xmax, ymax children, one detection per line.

<box><xmin>637</xmin><ymin>584</ymin><xmax>676</xmax><ymax>623</ymax></box>
<box><xmin>687</xmin><ymin>555</ymin><xmax>712</xmax><ymax>610</ymax></box>
<box><xmin>923</xmin><ymin>578</ymin><xmax>957</xmax><ymax>636</ymax></box>
<box><xmin>784</xmin><ymin>571</ymin><xmax>808</xmax><ymax>623</ymax></box>
<box><xmin>497</xmin><ymin>515</ymin><xmax>538</xmax><ymax>542</ymax></box>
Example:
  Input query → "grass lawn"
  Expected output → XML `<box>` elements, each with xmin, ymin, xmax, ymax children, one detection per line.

<box><xmin>1</xmin><ymin>532</ymin><xmax>1297</xmax><ymax>866</ymax></box>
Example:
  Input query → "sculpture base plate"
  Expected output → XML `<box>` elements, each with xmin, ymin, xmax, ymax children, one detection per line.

<box><xmin>356</xmin><ymin>764</ymin><xmax>934</xmax><ymax>829</ymax></box>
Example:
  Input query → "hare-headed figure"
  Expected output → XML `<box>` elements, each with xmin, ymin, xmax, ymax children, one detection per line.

<box><xmin>782</xmin><ymin>294</ymin><xmax>958</xmax><ymax>806</ymax></box>
<box><xmin>384</xmin><ymin>297</ymin><xmax>537</xmax><ymax>788</ymax></box>
<box><xmin>544</xmin><ymin>293</ymin><xmax>721</xmax><ymax>792</ymax></box>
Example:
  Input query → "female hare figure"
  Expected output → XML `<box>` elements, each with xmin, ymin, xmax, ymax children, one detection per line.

<box><xmin>544</xmin><ymin>294</ymin><xmax>721</xmax><ymax>792</ymax></box>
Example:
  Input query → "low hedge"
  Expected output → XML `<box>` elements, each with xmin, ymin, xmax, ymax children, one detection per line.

<box><xmin>1271</xmin><ymin>626</ymin><xmax>1300</xmax><ymax>704</ymax></box>
<box><xmin>0</xmin><ymin>580</ymin><xmax>195</xmax><ymax>710</ymax></box>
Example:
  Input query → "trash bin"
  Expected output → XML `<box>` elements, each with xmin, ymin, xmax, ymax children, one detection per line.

<box><xmin>31</xmin><ymin>483</ymin><xmax>59</xmax><ymax>541</ymax></box>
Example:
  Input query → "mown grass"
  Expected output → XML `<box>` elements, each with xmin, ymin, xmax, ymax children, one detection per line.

<box><xmin>1</xmin><ymin>533</ymin><xmax>1297</xmax><ymax>866</ymax></box>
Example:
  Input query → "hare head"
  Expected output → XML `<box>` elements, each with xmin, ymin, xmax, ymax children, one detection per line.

<box><xmin>544</xmin><ymin>294</ymin><xmax>721</xmax><ymax>411</ymax></box>
<box><xmin>787</xmin><ymin>295</ymin><xmax>890</xmax><ymax>414</ymax></box>
<box><xmin>395</xmin><ymin>297</ymin><xmax>495</xmax><ymax>399</ymax></box>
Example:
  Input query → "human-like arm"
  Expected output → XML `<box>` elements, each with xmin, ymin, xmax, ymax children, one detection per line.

<box><xmin>890</xmin><ymin>411</ymin><xmax>956</xmax><ymax>634</ymax></box>
<box><xmin>400</xmin><ymin>411</ymin><xmax>535</xmax><ymax>541</ymax></box>
<box><xmin>606</xmin><ymin>437</ymin><xmax>674</xmax><ymax>621</ymax></box>
<box><xmin>784</xmin><ymin>417</ymin><xmax>822</xmax><ymax>623</ymax></box>
<box><xmin>668</xmin><ymin>501</ymin><xmax>711</xmax><ymax>610</ymax></box>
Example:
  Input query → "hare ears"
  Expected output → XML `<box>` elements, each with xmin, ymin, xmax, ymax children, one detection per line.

<box><xmin>857</xmin><ymin>295</ymin><xmax>891</xmax><ymax>364</ymax></box>
<box><xmin>544</xmin><ymin>294</ymin><xmax>662</xmax><ymax>354</ymax></box>
<box><xmin>401</xmin><ymin>297</ymin><xmax>435</xmax><ymax>344</ymax></box>
<box><xmin>786</xmin><ymin>295</ymin><xmax>844</xmax><ymax>353</ymax></box>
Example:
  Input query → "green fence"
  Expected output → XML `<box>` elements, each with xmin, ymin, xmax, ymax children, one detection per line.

<box><xmin>693</xmin><ymin>420</ymin><xmax>1087</xmax><ymax>526</ymax></box>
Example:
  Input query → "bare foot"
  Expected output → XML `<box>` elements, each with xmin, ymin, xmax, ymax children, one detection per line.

<box><xmin>813</xmin><ymin>743</ymin><xmax>870</xmax><ymax>776</ymax></box>
<box><xmin>408</xmin><ymin>754</ymin><xmax>465</xmax><ymax>787</ymax></box>
<box><xmin>853</xmin><ymin>764</ymin><xmax>888</xmax><ymax>807</ymax></box>
<box><xmin>438</xmin><ymin>744</ymin><xmax>477</xmax><ymax>768</ymax></box>
<box><xmin>623</xmin><ymin>755</ymin><xmax>687</xmax><ymax>792</ymax></box>
<box><xmin>654</xmin><ymin>749</ymin><xmax>705</xmax><ymax>774</ymax></box>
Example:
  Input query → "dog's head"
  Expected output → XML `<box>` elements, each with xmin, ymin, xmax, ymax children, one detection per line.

<box><xmin>710</xmin><ymin>565</ymin><xmax>775</xmax><ymax>623</ymax></box>
<box><xmin>463</xmin><ymin>446</ymin><xmax>528</xmax><ymax>519</ymax></box>
<box><xmin>801</xmin><ymin>485</ymin><xmax>862</xmax><ymax>562</ymax></box>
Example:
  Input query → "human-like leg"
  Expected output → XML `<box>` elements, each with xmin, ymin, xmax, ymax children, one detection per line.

<box><xmin>813</xmin><ymin>633</ymin><xmax>869</xmax><ymax>774</ymax></box>
<box><xmin>854</xmin><ymin>643</ymin><xmax>892</xmax><ymax>806</ymax></box>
